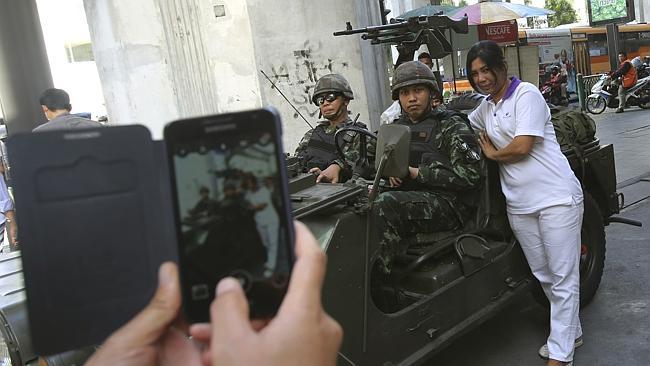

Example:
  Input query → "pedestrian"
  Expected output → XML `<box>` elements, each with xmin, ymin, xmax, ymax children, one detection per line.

<box><xmin>417</xmin><ymin>52</ymin><xmax>434</xmax><ymax>70</ymax></box>
<box><xmin>466</xmin><ymin>40</ymin><xmax>583</xmax><ymax>366</ymax></box>
<box><xmin>34</xmin><ymin>88</ymin><xmax>102</xmax><ymax>131</ymax></box>
<box><xmin>609</xmin><ymin>51</ymin><xmax>638</xmax><ymax>113</ymax></box>
<box><xmin>0</xmin><ymin>151</ymin><xmax>17</xmax><ymax>251</ymax></box>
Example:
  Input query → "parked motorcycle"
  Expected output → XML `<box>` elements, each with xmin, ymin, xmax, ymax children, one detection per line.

<box><xmin>586</xmin><ymin>74</ymin><xmax>650</xmax><ymax>114</ymax></box>
<box><xmin>541</xmin><ymin>79</ymin><xmax>569</xmax><ymax>106</ymax></box>
<box><xmin>541</xmin><ymin>66</ymin><xmax>569</xmax><ymax>106</ymax></box>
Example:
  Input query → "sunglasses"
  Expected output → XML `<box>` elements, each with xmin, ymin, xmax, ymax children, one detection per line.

<box><xmin>315</xmin><ymin>93</ymin><xmax>341</xmax><ymax>105</ymax></box>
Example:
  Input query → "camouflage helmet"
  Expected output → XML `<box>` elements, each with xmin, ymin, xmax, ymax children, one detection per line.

<box><xmin>312</xmin><ymin>74</ymin><xmax>354</xmax><ymax>105</ymax></box>
<box><xmin>391</xmin><ymin>61</ymin><xmax>439</xmax><ymax>100</ymax></box>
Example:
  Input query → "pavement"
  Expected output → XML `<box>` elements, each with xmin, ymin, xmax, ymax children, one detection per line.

<box><xmin>429</xmin><ymin>106</ymin><xmax>650</xmax><ymax>366</ymax></box>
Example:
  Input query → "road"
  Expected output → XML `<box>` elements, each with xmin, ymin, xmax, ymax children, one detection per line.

<box><xmin>430</xmin><ymin>107</ymin><xmax>650</xmax><ymax>366</ymax></box>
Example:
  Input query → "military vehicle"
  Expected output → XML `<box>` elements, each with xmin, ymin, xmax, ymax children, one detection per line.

<box><xmin>288</xmin><ymin>97</ymin><xmax>639</xmax><ymax>364</ymax></box>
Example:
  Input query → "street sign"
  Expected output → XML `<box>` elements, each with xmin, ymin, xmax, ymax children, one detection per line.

<box><xmin>478</xmin><ymin>20</ymin><xmax>518</xmax><ymax>45</ymax></box>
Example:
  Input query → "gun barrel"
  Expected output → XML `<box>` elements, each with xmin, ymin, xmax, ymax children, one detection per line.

<box><xmin>333</xmin><ymin>21</ymin><xmax>407</xmax><ymax>37</ymax></box>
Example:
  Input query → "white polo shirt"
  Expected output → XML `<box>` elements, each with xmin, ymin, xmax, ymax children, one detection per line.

<box><xmin>469</xmin><ymin>78</ymin><xmax>582</xmax><ymax>214</ymax></box>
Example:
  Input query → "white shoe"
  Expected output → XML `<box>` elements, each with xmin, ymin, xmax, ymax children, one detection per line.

<box><xmin>538</xmin><ymin>336</ymin><xmax>583</xmax><ymax>359</ymax></box>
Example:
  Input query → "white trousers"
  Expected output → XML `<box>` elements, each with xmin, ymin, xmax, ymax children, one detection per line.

<box><xmin>508</xmin><ymin>198</ymin><xmax>584</xmax><ymax>362</ymax></box>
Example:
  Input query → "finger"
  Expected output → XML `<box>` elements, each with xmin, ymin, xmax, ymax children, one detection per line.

<box><xmin>104</xmin><ymin>262</ymin><xmax>181</xmax><ymax>348</ymax></box>
<box><xmin>331</xmin><ymin>175</ymin><xmax>339</xmax><ymax>184</ymax></box>
<box><xmin>280</xmin><ymin>221</ymin><xmax>327</xmax><ymax>312</ymax></box>
<box><xmin>309</xmin><ymin>167</ymin><xmax>320</xmax><ymax>175</ymax></box>
<box><xmin>316</xmin><ymin>173</ymin><xmax>324</xmax><ymax>183</ymax></box>
<box><xmin>201</xmin><ymin>349</ymin><xmax>213</xmax><ymax>366</ymax></box>
<box><xmin>189</xmin><ymin>323</ymin><xmax>212</xmax><ymax>343</ymax></box>
<box><xmin>210</xmin><ymin>278</ymin><xmax>254</xmax><ymax>342</ymax></box>
<box><xmin>159</xmin><ymin>327</ymin><xmax>203</xmax><ymax>365</ymax></box>
<box><xmin>251</xmin><ymin>319</ymin><xmax>270</xmax><ymax>331</ymax></box>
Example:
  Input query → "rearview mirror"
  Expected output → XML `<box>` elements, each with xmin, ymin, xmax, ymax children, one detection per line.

<box><xmin>375</xmin><ymin>124</ymin><xmax>410</xmax><ymax>178</ymax></box>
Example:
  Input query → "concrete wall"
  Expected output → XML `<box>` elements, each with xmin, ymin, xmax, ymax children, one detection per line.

<box><xmin>84</xmin><ymin>0</ymin><xmax>374</xmax><ymax>151</ymax></box>
<box><xmin>246</xmin><ymin>0</ymin><xmax>370</xmax><ymax>152</ymax></box>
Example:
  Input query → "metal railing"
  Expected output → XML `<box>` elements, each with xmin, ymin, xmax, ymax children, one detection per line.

<box><xmin>577</xmin><ymin>73</ymin><xmax>605</xmax><ymax>111</ymax></box>
<box><xmin>582</xmin><ymin>74</ymin><xmax>603</xmax><ymax>94</ymax></box>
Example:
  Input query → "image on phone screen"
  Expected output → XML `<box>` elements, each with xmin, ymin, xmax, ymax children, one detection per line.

<box><xmin>168</xmin><ymin>116</ymin><xmax>292</xmax><ymax>321</ymax></box>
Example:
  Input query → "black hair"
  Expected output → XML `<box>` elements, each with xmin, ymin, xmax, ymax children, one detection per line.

<box><xmin>418</xmin><ymin>52</ymin><xmax>432</xmax><ymax>61</ymax></box>
<box><xmin>466</xmin><ymin>40</ymin><xmax>508</xmax><ymax>92</ymax></box>
<box><xmin>618</xmin><ymin>51</ymin><xmax>627</xmax><ymax>57</ymax></box>
<box><xmin>39</xmin><ymin>88</ymin><xmax>72</xmax><ymax>111</ymax></box>
<box><xmin>431</xmin><ymin>87</ymin><xmax>443</xmax><ymax>101</ymax></box>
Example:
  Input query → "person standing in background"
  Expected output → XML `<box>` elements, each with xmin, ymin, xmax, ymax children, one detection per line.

<box><xmin>34</xmin><ymin>88</ymin><xmax>102</xmax><ymax>132</ymax></box>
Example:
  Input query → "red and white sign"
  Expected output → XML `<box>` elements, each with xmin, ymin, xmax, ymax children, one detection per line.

<box><xmin>478</xmin><ymin>20</ymin><xmax>518</xmax><ymax>44</ymax></box>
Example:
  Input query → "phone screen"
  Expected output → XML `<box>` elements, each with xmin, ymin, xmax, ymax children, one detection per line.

<box><xmin>166</xmin><ymin>109</ymin><xmax>293</xmax><ymax>322</ymax></box>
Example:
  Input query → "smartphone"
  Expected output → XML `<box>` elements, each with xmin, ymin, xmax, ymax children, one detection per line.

<box><xmin>165</xmin><ymin>108</ymin><xmax>294</xmax><ymax>322</ymax></box>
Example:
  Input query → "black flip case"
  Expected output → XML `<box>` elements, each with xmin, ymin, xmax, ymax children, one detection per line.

<box><xmin>7</xmin><ymin>126</ymin><xmax>177</xmax><ymax>355</ymax></box>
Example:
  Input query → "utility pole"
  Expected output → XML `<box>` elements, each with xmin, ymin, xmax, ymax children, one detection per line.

<box><xmin>0</xmin><ymin>0</ymin><xmax>53</xmax><ymax>134</ymax></box>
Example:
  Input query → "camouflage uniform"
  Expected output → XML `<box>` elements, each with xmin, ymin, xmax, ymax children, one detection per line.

<box><xmin>293</xmin><ymin>118</ymin><xmax>371</xmax><ymax>181</ymax></box>
<box><xmin>374</xmin><ymin>61</ymin><xmax>483</xmax><ymax>274</ymax></box>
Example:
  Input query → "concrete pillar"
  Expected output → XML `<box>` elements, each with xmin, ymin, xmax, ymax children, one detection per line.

<box><xmin>0</xmin><ymin>0</ymin><xmax>53</xmax><ymax>134</ymax></box>
<box><xmin>83</xmin><ymin>0</ymin><xmax>233</xmax><ymax>139</ymax></box>
<box><xmin>355</xmin><ymin>0</ymin><xmax>392</xmax><ymax>129</ymax></box>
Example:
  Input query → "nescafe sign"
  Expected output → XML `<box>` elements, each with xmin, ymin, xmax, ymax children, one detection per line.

<box><xmin>478</xmin><ymin>20</ymin><xmax>518</xmax><ymax>44</ymax></box>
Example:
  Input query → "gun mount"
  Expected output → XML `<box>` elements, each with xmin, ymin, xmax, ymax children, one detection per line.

<box><xmin>334</xmin><ymin>15</ymin><xmax>469</xmax><ymax>66</ymax></box>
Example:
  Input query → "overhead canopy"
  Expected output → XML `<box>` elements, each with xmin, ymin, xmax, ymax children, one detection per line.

<box><xmin>448</xmin><ymin>2</ymin><xmax>554</xmax><ymax>25</ymax></box>
<box><xmin>398</xmin><ymin>5</ymin><xmax>458</xmax><ymax>19</ymax></box>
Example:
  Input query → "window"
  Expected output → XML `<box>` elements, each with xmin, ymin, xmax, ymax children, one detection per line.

<box><xmin>65</xmin><ymin>42</ymin><xmax>94</xmax><ymax>63</ymax></box>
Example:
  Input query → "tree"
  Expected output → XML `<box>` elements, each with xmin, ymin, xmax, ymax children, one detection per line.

<box><xmin>545</xmin><ymin>0</ymin><xmax>577</xmax><ymax>28</ymax></box>
<box><xmin>457</xmin><ymin>0</ymin><xmax>467</xmax><ymax>6</ymax></box>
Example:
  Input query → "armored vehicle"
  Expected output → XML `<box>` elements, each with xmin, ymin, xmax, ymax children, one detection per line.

<box><xmin>289</xmin><ymin>100</ymin><xmax>638</xmax><ymax>365</ymax></box>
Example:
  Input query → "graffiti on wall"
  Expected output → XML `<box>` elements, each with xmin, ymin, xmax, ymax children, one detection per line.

<box><xmin>263</xmin><ymin>40</ymin><xmax>350</xmax><ymax>121</ymax></box>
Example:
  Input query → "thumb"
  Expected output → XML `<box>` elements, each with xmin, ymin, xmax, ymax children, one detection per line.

<box><xmin>210</xmin><ymin>278</ymin><xmax>254</xmax><ymax>343</ymax></box>
<box><xmin>104</xmin><ymin>262</ymin><xmax>181</xmax><ymax>348</ymax></box>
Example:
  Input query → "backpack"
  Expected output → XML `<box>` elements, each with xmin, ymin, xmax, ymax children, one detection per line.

<box><xmin>550</xmin><ymin>106</ymin><xmax>597</xmax><ymax>151</ymax></box>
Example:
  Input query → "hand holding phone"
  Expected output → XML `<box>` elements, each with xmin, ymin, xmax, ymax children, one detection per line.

<box><xmin>165</xmin><ymin>108</ymin><xmax>294</xmax><ymax>322</ymax></box>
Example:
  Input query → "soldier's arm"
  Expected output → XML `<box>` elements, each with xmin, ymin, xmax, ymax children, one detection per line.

<box><xmin>416</xmin><ymin>117</ymin><xmax>483</xmax><ymax>190</ymax></box>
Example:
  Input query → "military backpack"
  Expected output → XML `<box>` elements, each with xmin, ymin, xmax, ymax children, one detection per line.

<box><xmin>550</xmin><ymin>106</ymin><xmax>597</xmax><ymax>151</ymax></box>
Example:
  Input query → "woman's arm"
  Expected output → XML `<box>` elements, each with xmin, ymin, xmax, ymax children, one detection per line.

<box><xmin>478</xmin><ymin>133</ymin><xmax>535</xmax><ymax>164</ymax></box>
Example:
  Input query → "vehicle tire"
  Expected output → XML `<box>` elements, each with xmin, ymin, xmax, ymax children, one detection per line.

<box><xmin>531</xmin><ymin>193</ymin><xmax>606</xmax><ymax>309</ymax></box>
<box><xmin>586</xmin><ymin>96</ymin><xmax>606</xmax><ymax>114</ymax></box>
<box><xmin>446</xmin><ymin>93</ymin><xmax>485</xmax><ymax>112</ymax></box>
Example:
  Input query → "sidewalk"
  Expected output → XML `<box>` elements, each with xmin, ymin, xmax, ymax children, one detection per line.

<box><xmin>589</xmin><ymin>107</ymin><xmax>650</xmax><ymax>186</ymax></box>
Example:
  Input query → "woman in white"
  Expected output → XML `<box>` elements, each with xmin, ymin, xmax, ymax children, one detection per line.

<box><xmin>466</xmin><ymin>41</ymin><xmax>583</xmax><ymax>366</ymax></box>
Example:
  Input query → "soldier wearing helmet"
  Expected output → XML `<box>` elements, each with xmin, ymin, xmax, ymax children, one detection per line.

<box><xmin>372</xmin><ymin>61</ymin><xmax>483</xmax><ymax>274</ymax></box>
<box><xmin>294</xmin><ymin>74</ymin><xmax>371</xmax><ymax>183</ymax></box>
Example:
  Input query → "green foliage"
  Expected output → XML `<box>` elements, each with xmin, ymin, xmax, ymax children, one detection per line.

<box><xmin>545</xmin><ymin>0</ymin><xmax>577</xmax><ymax>27</ymax></box>
<box><xmin>588</xmin><ymin>0</ymin><xmax>627</xmax><ymax>22</ymax></box>
<box><xmin>457</xmin><ymin>0</ymin><xmax>467</xmax><ymax>6</ymax></box>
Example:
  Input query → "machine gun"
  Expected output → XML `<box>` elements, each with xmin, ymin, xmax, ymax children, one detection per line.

<box><xmin>334</xmin><ymin>15</ymin><xmax>469</xmax><ymax>67</ymax></box>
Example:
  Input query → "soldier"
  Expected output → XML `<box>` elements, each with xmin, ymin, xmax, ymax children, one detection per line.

<box><xmin>294</xmin><ymin>74</ymin><xmax>370</xmax><ymax>183</ymax></box>
<box><xmin>373</xmin><ymin>61</ymin><xmax>483</xmax><ymax>274</ymax></box>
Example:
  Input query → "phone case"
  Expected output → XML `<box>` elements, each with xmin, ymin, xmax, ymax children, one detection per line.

<box><xmin>7</xmin><ymin>126</ymin><xmax>177</xmax><ymax>355</ymax></box>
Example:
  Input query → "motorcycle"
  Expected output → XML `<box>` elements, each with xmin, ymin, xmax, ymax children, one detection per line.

<box><xmin>586</xmin><ymin>74</ymin><xmax>650</xmax><ymax>114</ymax></box>
<box><xmin>541</xmin><ymin>78</ymin><xmax>569</xmax><ymax>106</ymax></box>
